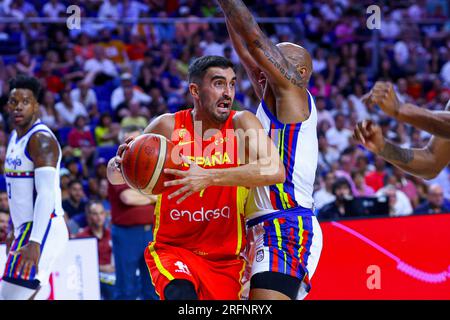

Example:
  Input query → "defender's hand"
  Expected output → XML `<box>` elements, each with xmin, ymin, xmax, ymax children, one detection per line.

<box><xmin>362</xmin><ymin>81</ymin><xmax>401</xmax><ymax>118</ymax></box>
<box><xmin>353</xmin><ymin>120</ymin><xmax>385</xmax><ymax>154</ymax></box>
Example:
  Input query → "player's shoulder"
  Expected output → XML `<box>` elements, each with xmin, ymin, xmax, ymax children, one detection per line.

<box><xmin>232</xmin><ymin>110</ymin><xmax>258</xmax><ymax>123</ymax></box>
<box><xmin>29</xmin><ymin>129</ymin><xmax>59</xmax><ymax>146</ymax></box>
<box><xmin>144</xmin><ymin>112</ymin><xmax>175</xmax><ymax>138</ymax></box>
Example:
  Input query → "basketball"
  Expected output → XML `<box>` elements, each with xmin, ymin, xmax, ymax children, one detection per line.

<box><xmin>121</xmin><ymin>133</ymin><xmax>181</xmax><ymax>195</ymax></box>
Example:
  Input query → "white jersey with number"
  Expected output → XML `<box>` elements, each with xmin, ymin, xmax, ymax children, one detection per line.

<box><xmin>4</xmin><ymin>119</ymin><xmax>64</xmax><ymax>231</ymax></box>
<box><xmin>245</xmin><ymin>90</ymin><xmax>318</xmax><ymax>219</ymax></box>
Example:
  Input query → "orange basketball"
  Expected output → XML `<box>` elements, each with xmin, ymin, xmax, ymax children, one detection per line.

<box><xmin>121</xmin><ymin>133</ymin><xmax>181</xmax><ymax>195</ymax></box>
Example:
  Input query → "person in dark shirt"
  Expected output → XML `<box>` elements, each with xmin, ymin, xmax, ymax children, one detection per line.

<box><xmin>62</xmin><ymin>179</ymin><xmax>89</xmax><ymax>234</ymax></box>
<box><xmin>319</xmin><ymin>178</ymin><xmax>353</xmax><ymax>221</ymax></box>
<box><xmin>414</xmin><ymin>184</ymin><xmax>450</xmax><ymax>215</ymax></box>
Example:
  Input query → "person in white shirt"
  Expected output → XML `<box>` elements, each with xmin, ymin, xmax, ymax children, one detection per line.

<box><xmin>83</xmin><ymin>46</ymin><xmax>118</xmax><ymax>86</ymax></box>
<box><xmin>55</xmin><ymin>88</ymin><xmax>89</xmax><ymax>126</ymax></box>
<box><xmin>325</xmin><ymin>113</ymin><xmax>353</xmax><ymax>152</ymax></box>
<box><xmin>314</xmin><ymin>171</ymin><xmax>337</xmax><ymax>210</ymax></box>
<box><xmin>377</xmin><ymin>185</ymin><xmax>413</xmax><ymax>217</ymax></box>
<box><xmin>199</xmin><ymin>31</ymin><xmax>225</xmax><ymax>57</ymax></box>
<box><xmin>98</xmin><ymin>0</ymin><xmax>120</xmax><ymax>19</ymax></box>
<box><xmin>110</xmin><ymin>73</ymin><xmax>151</xmax><ymax>111</ymax></box>
<box><xmin>42</xmin><ymin>0</ymin><xmax>66</xmax><ymax>19</ymax></box>
<box><xmin>70</xmin><ymin>81</ymin><xmax>99</xmax><ymax>119</ymax></box>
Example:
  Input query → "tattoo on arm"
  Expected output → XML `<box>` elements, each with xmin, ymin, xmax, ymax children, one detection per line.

<box><xmin>218</xmin><ymin>0</ymin><xmax>303</xmax><ymax>88</ymax></box>
<box><xmin>253</xmin><ymin>39</ymin><xmax>304</xmax><ymax>88</ymax></box>
<box><xmin>380</xmin><ymin>141</ymin><xmax>414</xmax><ymax>164</ymax></box>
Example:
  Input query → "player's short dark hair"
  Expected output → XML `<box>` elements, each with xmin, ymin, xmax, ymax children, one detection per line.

<box><xmin>188</xmin><ymin>55</ymin><xmax>234</xmax><ymax>84</ymax></box>
<box><xmin>9</xmin><ymin>75</ymin><xmax>42</xmax><ymax>101</ymax></box>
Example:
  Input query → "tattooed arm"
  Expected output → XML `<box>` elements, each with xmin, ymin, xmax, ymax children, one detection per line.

<box><xmin>217</xmin><ymin>0</ymin><xmax>306</xmax><ymax>91</ymax></box>
<box><xmin>354</xmin><ymin>120</ymin><xmax>450</xmax><ymax>180</ymax></box>
<box><xmin>225</xmin><ymin>18</ymin><xmax>263</xmax><ymax>99</ymax></box>
<box><xmin>363</xmin><ymin>82</ymin><xmax>450</xmax><ymax>139</ymax></box>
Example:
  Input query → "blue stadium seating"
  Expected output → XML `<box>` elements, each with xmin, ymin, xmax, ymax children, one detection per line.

<box><xmin>96</xmin><ymin>145</ymin><xmax>118</xmax><ymax>162</ymax></box>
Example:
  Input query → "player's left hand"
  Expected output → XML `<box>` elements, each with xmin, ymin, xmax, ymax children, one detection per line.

<box><xmin>163</xmin><ymin>156</ymin><xmax>212</xmax><ymax>204</ymax></box>
<box><xmin>11</xmin><ymin>241</ymin><xmax>41</xmax><ymax>277</ymax></box>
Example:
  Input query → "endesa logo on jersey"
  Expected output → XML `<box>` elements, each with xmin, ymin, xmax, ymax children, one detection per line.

<box><xmin>170</xmin><ymin>206</ymin><xmax>231</xmax><ymax>222</ymax></box>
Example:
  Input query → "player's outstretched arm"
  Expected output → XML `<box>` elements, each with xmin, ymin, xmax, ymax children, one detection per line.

<box><xmin>354</xmin><ymin>120</ymin><xmax>450</xmax><ymax>180</ymax></box>
<box><xmin>225</xmin><ymin>18</ymin><xmax>263</xmax><ymax>99</ymax></box>
<box><xmin>363</xmin><ymin>82</ymin><xmax>450</xmax><ymax>139</ymax></box>
<box><xmin>217</xmin><ymin>0</ymin><xmax>307</xmax><ymax>91</ymax></box>
<box><xmin>11</xmin><ymin>132</ymin><xmax>60</xmax><ymax>276</ymax></box>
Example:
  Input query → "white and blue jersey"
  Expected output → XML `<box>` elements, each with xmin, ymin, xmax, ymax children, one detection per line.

<box><xmin>242</xmin><ymin>90</ymin><xmax>322</xmax><ymax>300</ymax></box>
<box><xmin>2</xmin><ymin>119</ymin><xmax>67</xmax><ymax>287</ymax></box>
<box><xmin>246</xmin><ymin>90</ymin><xmax>318</xmax><ymax>219</ymax></box>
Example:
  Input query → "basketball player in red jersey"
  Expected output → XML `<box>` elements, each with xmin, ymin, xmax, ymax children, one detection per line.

<box><xmin>107</xmin><ymin>55</ymin><xmax>285</xmax><ymax>300</ymax></box>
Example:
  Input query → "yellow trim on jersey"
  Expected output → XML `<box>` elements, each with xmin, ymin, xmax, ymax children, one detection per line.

<box><xmin>144</xmin><ymin>246</ymin><xmax>161</xmax><ymax>300</ymax></box>
<box><xmin>237</xmin><ymin>258</ymin><xmax>247</xmax><ymax>300</ymax></box>
<box><xmin>148</xmin><ymin>244</ymin><xmax>175</xmax><ymax>281</ymax></box>
<box><xmin>297</xmin><ymin>216</ymin><xmax>304</xmax><ymax>263</ymax></box>
<box><xmin>152</xmin><ymin>195</ymin><xmax>162</xmax><ymax>241</ymax></box>
<box><xmin>148</xmin><ymin>194</ymin><xmax>174</xmax><ymax>281</ymax></box>
<box><xmin>235</xmin><ymin>186</ymin><xmax>249</xmax><ymax>256</ymax></box>
<box><xmin>9</xmin><ymin>222</ymin><xmax>32</xmax><ymax>277</ymax></box>
<box><xmin>273</xmin><ymin>218</ymin><xmax>283</xmax><ymax>251</ymax></box>
<box><xmin>275</xmin><ymin>183</ymin><xmax>288</xmax><ymax>209</ymax></box>
<box><xmin>4</xmin><ymin>169</ymin><xmax>34</xmax><ymax>173</ymax></box>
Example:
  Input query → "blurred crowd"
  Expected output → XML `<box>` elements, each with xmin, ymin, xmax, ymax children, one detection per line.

<box><xmin>0</xmin><ymin>0</ymin><xmax>449</xmax><ymax>297</ymax></box>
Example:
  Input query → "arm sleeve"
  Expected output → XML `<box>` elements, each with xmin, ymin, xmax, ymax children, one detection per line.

<box><xmin>29</xmin><ymin>167</ymin><xmax>57</xmax><ymax>244</ymax></box>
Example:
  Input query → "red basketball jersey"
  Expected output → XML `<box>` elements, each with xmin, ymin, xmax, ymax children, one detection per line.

<box><xmin>151</xmin><ymin>109</ymin><xmax>248</xmax><ymax>260</ymax></box>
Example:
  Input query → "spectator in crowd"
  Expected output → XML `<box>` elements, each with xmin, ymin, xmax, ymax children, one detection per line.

<box><xmin>414</xmin><ymin>184</ymin><xmax>450</xmax><ymax>214</ymax></box>
<box><xmin>42</xmin><ymin>0</ymin><xmax>66</xmax><ymax>19</ymax></box>
<box><xmin>76</xmin><ymin>200</ymin><xmax>116</xmax><ymax>300</ymax></box>
<box><xmin>317</xmin><ymin>133</ymin><xmax>340</xmax><ymax>173</ymax></box>
<box><xmin>39</xmin><ymin>90</ymin><xmax>60</xmax><ymax>132</ymax></box>
<box><xmin>0</xmin><ymin>191</ymin><xmax>9</xmax><ymax>212</ymax></box>
<box><xmin>55</xmin><ymin>87</ymin><xmax>89</xmax><ymax>126</ymax></box>
<box><xmin>107</xmin><ymin>125</ymin><xmax>158</xmax><ymax>300</ymax></box>
<box><xmin>365</xmin><ymin>156</ymin><xmax>387</xmax><ymax>192</ymax></box>
<box><xmin>83</xmin><ymin>45</ymin><xmax>119</xmax><ymax>86</ymax></box>
<box><xmin>319</xmin><ymin>178</ymin><xmax>353</xmax><ymax>220</ymax></box>
<box><xmin>70</xmin><ymin>80</ymin><xmax>99</xmax><ymax>121</ymax></box>
<box><xmin>67</xmin><ymin>115</ymin><xmax>96</xmax><ymax>162</ymax></box>
<box><xmin>391</xmin><ymin>166</ymin><xmax>420</xmax><ymax>208</ymax></box>
<box><xmin>63</xmin><ymin>179</ymin><xmax>89</xmax><ymax>235</ymax></box>
<box><xmin>111</xmin><ymin>72</ymin><xmax>151</xmax><ymax>111</ymax></box>
<box><xmin>14</xmin><ymin>50</ymin><xmax>36</xmax><ymax>76</ymax></box>
<box><xmin>325</xmin><ymin>113</ymin><xmax>353</xmax><ymax>152</ymax></box>
<box><xmin>314</xmin><ymin>171</ymin><xmax>336</xmax><ymax>211</ymax></box>
<box><xmin>95</xmin><ymin>112</ymin><xmax>120</xmax><ymax>146</ymax></box>
<box><xmin>377</xmin><ymin>184</ymin><xmax>413</xmax><ymax>217</ymax></box>
<box><xmin>0</xmin><ymin>210</ymin><xmax>9</xmax><ymax>244</ymax></box>
<box><xmin>351</xmin><ymin>170</ymin><xmax>375</xmax><ymax>197</ymax></box>
<box><xmin>120</xmin><ymin>101</ymin><xmax>148</xmax><ymax>129</ymax></box>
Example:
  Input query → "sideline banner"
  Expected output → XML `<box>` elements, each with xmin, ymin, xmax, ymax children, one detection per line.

<box><xmin>0</xmin><ymin>237</ymin><xmax>101</xmax><ymax>300</ymax></box>
<box><xmin>308</xmin><ymin>213</ymin><xmax>450</xmax><ymax>299</ymax></box>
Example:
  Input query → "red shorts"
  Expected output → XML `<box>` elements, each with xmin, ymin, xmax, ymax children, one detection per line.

<box><xmin>144</xmin><ymin>242</ymin><xmax>246</xmax><ymax>300</ymax></box>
